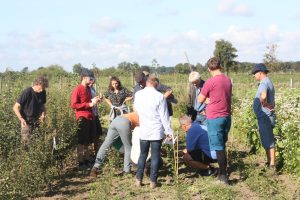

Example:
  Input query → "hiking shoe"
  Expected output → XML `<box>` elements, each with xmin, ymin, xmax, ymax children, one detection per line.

<box><xmin>90</xmin><ymin>167</ymin><xmax>98</xmax><ymax>178</ymax></box>
<box><xmin>135</xmin><ymin>179</ymin><xmax>142</xmax><ymax>187</ymax></box>
<box><xmin>217</xmin><ymin>174</ymin><xmax>229</xmax><ymax>185</ymax></box>
<box><xmin>150</xmin><ymin>181</ymin><xmax>157</xmax><ymax>189</ymax></box>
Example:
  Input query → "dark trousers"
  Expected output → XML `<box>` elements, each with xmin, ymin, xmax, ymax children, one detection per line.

<box><xmin>136</xmin><ymin>140</ymin><xmax>162</xmax><ymax>182</ymax></box>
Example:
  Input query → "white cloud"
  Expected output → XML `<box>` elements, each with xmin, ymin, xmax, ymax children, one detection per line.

<box><xmin>1</xmin><ymin>25</ymin><xmax>300</xmax><ymax>72</ymax></box>
<box><xmin>233</xmin><ymin>4</ymin><xmax>253</xmax><ymax>16</ymax></box>
<box><xmin>217</xmin><ymin>0</ymin><xmax>254</xmax><ymax>16</ymax></box>
<box><xmin>91</xmin><ymin>17</ymin><xmax>125</xmax><ymax>35</ymax></box>
<box><xmin>210</xmin><ymin>25</ymin><xmax>300</xmax><ymax>62</ymax></box>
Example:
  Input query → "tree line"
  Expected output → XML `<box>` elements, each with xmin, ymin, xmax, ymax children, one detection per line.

<box><xmin>2</xmin><ymin>39</ymin><xmax>300</xmax><ymax>78</ymax></box>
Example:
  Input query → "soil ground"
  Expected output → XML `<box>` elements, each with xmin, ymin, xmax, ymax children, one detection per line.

<box><xmin>36</xmin><ymin>141</ymin><xmax>300</xmax><ymax>200</ymax></box>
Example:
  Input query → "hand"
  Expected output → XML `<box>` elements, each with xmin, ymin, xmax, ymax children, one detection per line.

<box><xmin>263</xmin><ymin>103</ymin><xmax>275</xmax><ymax>111</ymax></box>
<box><xmin>92</xmin><ymin>97</ymin><xmax>100</xmax><ymax>105</ymax></box>
<box><xmin>39</xmin><ymin>114</ymin><xmax>45</xmax><ymax>123</ymax></box>
<box><xmin>205</xmin><ymin>98</ymin><xmax>210</xmax><ymax>104</ymax></box>
<box><xmin>164</xmin><ymin>89</ymin><xmax>173</xmax><ymax>98</ymax></box>
<box><xmin>164</xmin><ymin>133</ymin><xmax>175</xmax><ymax>144</ymax></box>
<box><xmin>182</xmin><ymin>148</ymin><xmax>187</xmax><ymax>154</ymax></box>
<box><xmin>20</xmin><ymin>118</ymin><xmax>27</xmax><ymax>128</ymax></box>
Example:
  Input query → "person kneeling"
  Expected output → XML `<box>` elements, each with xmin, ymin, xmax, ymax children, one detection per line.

<box><xmin>179</xmin><ymin>115</ymin><xmax>217</xmax><ymax>176</ymax></box>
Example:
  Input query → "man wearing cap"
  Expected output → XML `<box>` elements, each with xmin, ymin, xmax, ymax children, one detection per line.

<box><xmin>252</xmin><ymin>63</ymin><xmax>276</xmax><ymax>170</ymax></box>
<box><xmin>187</xmin><ymin>71</ymin><xmax>207</xmax><ymax>124</ymax></box>
<box><xmin>13</xmin><ymin>76</ymin><xmax>48</xmax><ymax>146</ymax></box>
<box><xmin>71</xmin><ymin>68</ymin><xmax>100</xmax><ymax>169</ymax></box>
<box><xmin>197</xmin><ymin>57</ymin><xmax>232</xmax><ymax>184</ymax></box>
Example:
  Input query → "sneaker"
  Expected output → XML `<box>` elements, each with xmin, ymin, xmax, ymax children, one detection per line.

<box><xmin>90</xmin><ymin>167</ymin><xmax>98</xmax><ymax>178</ymax></box>
<box><xmin>135</xmin><ymin>179</ymin><xmax>142</xmax><ymax>187</ymax></box>
<box><xmin>150</xmin><ymin>181</ymin><xmax>157</xmax><ymax>189</ymax></box>
<box><xmin>217</xmin><ymin>174</ymin><xmax>229</xmax><ymax>185</ymax></box>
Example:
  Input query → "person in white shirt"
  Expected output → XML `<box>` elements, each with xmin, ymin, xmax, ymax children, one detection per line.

<box><xmin>134</xmin><ymin>74</ymin><xmax>173</xmax><ymax>189</ymax></box>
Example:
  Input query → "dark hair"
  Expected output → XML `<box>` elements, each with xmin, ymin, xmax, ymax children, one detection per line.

<box><xmin>108</xmin><ymin>76</ymin><xmax>122</xmax><ymax>91</ymax></box>
<box><xmin>34</xmin><ymin>76</ymin><xmax>49</xmax><ymax>88</ymax></box>
<box><xmin>207</xmin><ymin>57</ymin><xmax>221</xmax><ymax>70</ymax></box>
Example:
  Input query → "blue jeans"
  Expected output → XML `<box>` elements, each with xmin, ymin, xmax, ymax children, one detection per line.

<box><xmin>136</xmin><ymin>140</ymin><xmax>162</xmax><ymax>182</ymax></box>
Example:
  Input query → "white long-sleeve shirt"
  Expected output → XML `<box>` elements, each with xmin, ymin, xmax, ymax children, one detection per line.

<box><xmin>134</xmin><ymin>87</ymin><xmax>173</xmax><ymax>140</ymax></box>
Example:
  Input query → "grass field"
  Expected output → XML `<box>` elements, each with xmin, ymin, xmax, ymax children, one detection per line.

<box><xmin>0</xmin><ymin>72</ymin><xmax>299</xmax><ymax>199</ymax></box>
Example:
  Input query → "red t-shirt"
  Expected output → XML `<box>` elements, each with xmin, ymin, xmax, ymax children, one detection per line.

<box><xmin>71</xmin><ymin>84</ymin><xmax>94</xmax><ymax>120</ymax></box>
<box><xmin>200</xmin><ymin>74</ymin><xmax>232</xmax><ymax>119</ymax></box>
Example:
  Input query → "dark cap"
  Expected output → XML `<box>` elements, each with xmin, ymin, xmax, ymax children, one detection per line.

<box><xmin>134</xmin><ymin>71</ymin><xmax>145</xmax><ymax>83</ymax></box>
<box><xmin>81</xmin><ymin>68</ymin><xmax>94</xmax><ymax>78</ymax></box>
<box><xmin>252</xmin><ymin>63</ymin><xmax>269</xmax><ymax>75</ymax></box>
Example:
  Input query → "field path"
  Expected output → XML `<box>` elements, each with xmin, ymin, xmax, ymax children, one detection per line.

<box><xmin>36</xmin><ymin>146</ymin><xmax>300</xmax><ymax>199</ymax></box>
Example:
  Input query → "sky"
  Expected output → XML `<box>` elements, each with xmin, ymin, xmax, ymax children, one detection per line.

<box><xmin>0</xmin><ymin>0</ymin><xmax>300</xmax><ymax>72</ymax></box>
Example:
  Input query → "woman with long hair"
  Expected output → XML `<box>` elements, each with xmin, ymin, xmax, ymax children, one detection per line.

<box><xmin>104</xmin><ymin>76</ymin><xmax>133</xmax><ymax>121</ymax></box>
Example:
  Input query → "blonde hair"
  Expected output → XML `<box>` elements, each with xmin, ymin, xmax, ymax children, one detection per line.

<box><xmin>188</xmin><ymin>71</ymin><xmax>200</xmax><ymax>83</ymax></box>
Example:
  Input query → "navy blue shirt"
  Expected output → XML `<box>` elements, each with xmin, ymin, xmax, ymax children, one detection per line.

<box><xmin>186</xmin><ymin>123</ymin><xmax>216</xmax><ymax>159</ymax></box>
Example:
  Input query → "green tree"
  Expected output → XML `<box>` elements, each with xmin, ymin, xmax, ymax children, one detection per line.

<box><xmin>21</xmin><ymin>67</ymin><xmax>29</xmax><ymax>73</ymax></box>
<box><xmin>117</xmin><ymin>61</ymin><xmax>132</xmax><ymax>71</ymax></box>
<box><xmin>175</xmin><ymin>63</ymin><xmax>190</xmax><ymax>74</ymax></box>
<box><xmin>263</xmin><ymin>43</ymin><xmax>280</xmax><ymax>71</ymax></box>
<box><xmin>213</xmin><ymin>39</ymin><xmax>238</xmax><ymax>75</ymax></box>
<box><xmin>151</xmin><ymin>58</ymin><xmax>159</xmax><ymax>69</ymax></box>
<box><xmin>131</xmin><ymin>62</ymin><xmax>140</xmax><ymax>72</ymax></box>
<box><xmin>72</xmin><ymin>63</ymin><xmax>83</xmax><ymax>74</ymax></box>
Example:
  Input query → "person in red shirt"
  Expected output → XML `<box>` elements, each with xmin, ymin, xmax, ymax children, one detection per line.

<box><xmin>198</xmin><ymin>57</ymin><xmax>232</xmax><ymax>184</ymax></box>
<box><xmin>71</xmin><ymin>68</ymin><xmax>100</xmax><ymax>169</ymax></box>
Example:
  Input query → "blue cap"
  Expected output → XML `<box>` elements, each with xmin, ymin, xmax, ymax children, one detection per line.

<box><xmin>252</xmin><ymin>63</ymin><xmax>269</xmax><ymax>74</ymax></box>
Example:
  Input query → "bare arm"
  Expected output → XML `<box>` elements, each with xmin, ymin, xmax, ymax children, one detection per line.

<box><xmin>197</xmin><ymin>93</ymin><xmax>206</xmax><ymax>103</ymax></box>
<box><xmin>13</xmin><ymin>103</ymin><xmax>27</xmax><ymax>127</ymax></box>
<box><xmin>164</xmin><ymin>89</ymin><xmax>172</xmax><ymax>98</ymax></box>
<box><xmin>39</xmin><ymin>105</ymin><xmax>46</xmax><ymax>123</ymax></box>
<box><xmin>260</xmin><ymin>91</ymin><xmax>274</xmax><ymax>110</ymax></box>
<box><xmin>123</xmin><ymin>96</ymin><xmax>133</xmax><ymax>103</ymax></box>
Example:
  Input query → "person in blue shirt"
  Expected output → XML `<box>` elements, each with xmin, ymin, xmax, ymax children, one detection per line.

<box><xmin>252</xmin><ymin>63</ymin><xmax>276</xmax><ymax>170</ymax></box>
<box><xmin>179</xmin><ymin>115</ymin><xmax>217</xmax><ymax>176</ymax></box>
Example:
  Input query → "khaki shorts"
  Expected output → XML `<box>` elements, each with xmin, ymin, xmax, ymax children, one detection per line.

<box><xmin>21</xmin><ymin>125</ymin><xmax>33</xmax><ymax>145</ymax></box>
